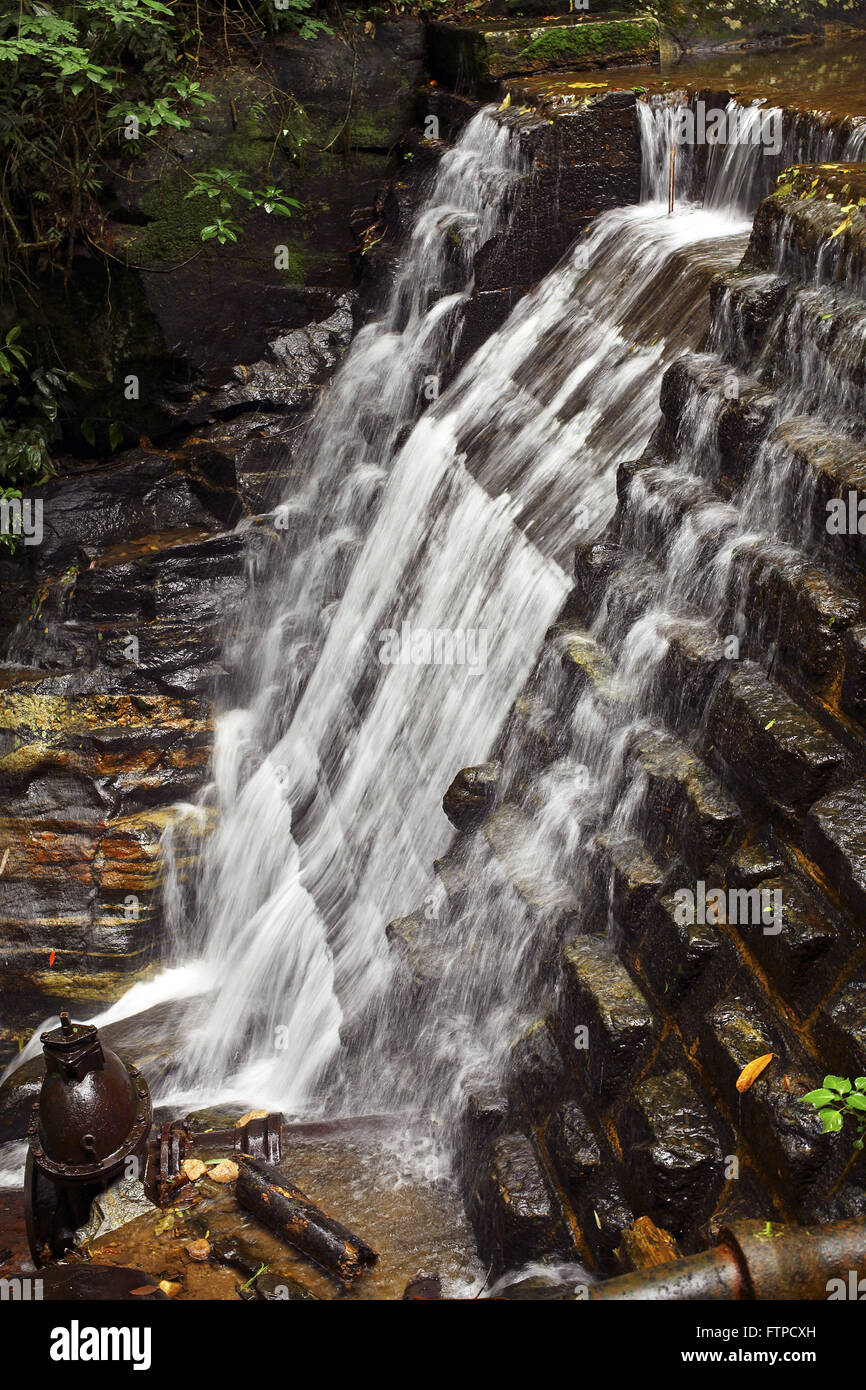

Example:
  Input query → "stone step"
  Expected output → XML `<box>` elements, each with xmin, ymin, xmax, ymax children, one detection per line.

<box><xmin>711</xmin><ymin>272</ymin><xmax>866</xmax><ymax>425</ymax></box>
<box><xmin>544</xmin><ymin>1095</ymin><xmax>635</xmax><ymax>1271</ymax></box>
<box><xmin>427</xmin><ymin>15</ymin><xmax>659</xmax><ymax>91</ymax></box>
<box><xmin>815</xmin><ymin>976</ymin><xmax>866</xmax><ymax>1082</ymax></box>
<box><xmin>625</xmin><ymin>726</ymin><xmax>744</xmax><ymax>871</ymax></box>
<box><xmin>709</xmin><ymin>269</ymin><xmax>789</xmax><ymax>364</ymax></box>
<box><xmin>747</xmin><ymin>163</ymin><xmax>866</xmax><ymax>298</ymax></box>
<box><xmin>586</xmin><ymin>829</ymin><xmax>666</xmax><ymax>940</ymax></box>
<box><xmin>616</xmin><ymin>457</ymin><xmax>863</xmax><ymax>694</ymax></box>
<box><xmin>707</xmin><ymin>661</ymin><xmax>846</xmax><ymax>816</ymax></box>
<box><xmin>697</xmin><ymin>987</ymin><xmax>844</xmax><ymax>1220</ymax></box>
<box><xmin>630</xmin><ymin>884</ymin><xmax>739</xmax><ymax>1036</ymax></box>
<box><xmin>767</xmin><ymin>417</ymin><xmax>866</xmax><ymax>580</ymax></box>
<box><xmin>653</xmin><ymin>622</ymin><xmax>847</xmax><ymax>814</ymax></box>
<box><xmin>804</xmin><ymin>780</ymin><xmax>866</xmax><ymax>921</ymax></box>
<box><xmin>615</xmin><ymin>1067</ymin><xmax>730</xmax><ymax>1246</ymax></box>
<box><xmin>560</xmin><ymin>933</ymin><xmax>660</xmax><ymax>1106</ymax></box>
<box><xmin>657</xmin><ymin>352</ymin><xmax>775</xmax><ymax>492</ymax></box>
<box><xmin>720</xmin><ymin>871</ymin><xmax>844</xmax><ymax>1017</ymax></box>
<box><xmin>466</xmin><ymin>1128</ymin><xmax>572</xmax><ymax>1276</ymax></box>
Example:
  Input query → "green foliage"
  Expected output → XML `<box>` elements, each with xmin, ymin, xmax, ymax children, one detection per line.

<box><xmin>802</xmin><ymin>1075</ymin><xmax>866</xmax><ymax>1150</ymax></box>
<box><xmin>259</xmin><ymin>0</ymin><xmax>333</xmax><ymax>40</ymax></box>
<box><xmin>183</xmin><ymin>166</ymin><xmax>299</xmax><ymax>243</ymax></box>
<box><xmin>0</xmin><ymin>325</ymin><xmax>89</xmax><ymax>548</ymax></box>
<box><xmin>0</xmin><ymin>1</ymin><xmax>216</xmax><ymax>281</ymax></box>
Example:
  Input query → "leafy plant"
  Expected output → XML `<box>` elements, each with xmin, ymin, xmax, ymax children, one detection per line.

<box><xmin>0</xmin><ymin>325</ymin><xmax>87</xmax><ymax>549</ymax></box>
<box><xmin>183</xmin><ymin>166</ymin><xmax>299</xmax><ymax>244</ymax></box>
<box><xmin>802</xmin><ymin>1075</ymin><xmax>866</xmax><ymax>1150</ymax></box>
<box><xmin>0</xmin><ymin>326</ymin><xmax>87</xmax><ymax>487</ymax></box>
<box><xmin>0</xmin><ymin>1</ymin><xmax>220</xmax><ymax>286</ymax></box>
<box><xmin>259</xmin><ymin>0</ymin><xmax>333</xmax><ymax>40</ymax></box>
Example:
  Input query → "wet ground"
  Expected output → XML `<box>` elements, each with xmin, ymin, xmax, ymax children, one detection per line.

<box><xmin>2</xmin><ymin>1118</ymin><xmax>483</xmax><ymax>1300</ymax></box>
<box><xmin>506</xmin><ymin>35</ymin><xmax>866</xmax><ymax>121</ymax></box>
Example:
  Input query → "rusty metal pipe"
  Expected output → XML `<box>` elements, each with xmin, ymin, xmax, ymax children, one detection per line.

<box><xmin>588</xmin><ymin>1218</ymin><xmax>866</xmax><ymax>1301</ymax></box>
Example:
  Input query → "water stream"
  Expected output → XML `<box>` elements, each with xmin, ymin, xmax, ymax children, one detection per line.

<box><xmin>4</xmin><ymin>92</ymin><xmax>856</xmax><ymax>1143</ymax></box>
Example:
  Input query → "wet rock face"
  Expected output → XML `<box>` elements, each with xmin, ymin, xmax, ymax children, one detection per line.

<box><xmin>427</xmin><ymin>16</ymin><xmax>659</xmax><ymax>89</ymax></box>
<box><xmin>468</xmin><ymin>1131</ymin><xmax>567</xmax><ymax>1275</ymax></box>
<box><xmin>616</xmin><ymin>1070</ymin><xmax>726</xmax><ymax>1241</ymax></box>
<box><xmin>562</xmin><ymin>936</ymin><xmax>659</xmax><ymax>1104</ymax></box>
<box><xmin>453</xmin><ymin>93</ymin><xmax>642</xmax><ymax>377</ymax></box>
<box><xmin>438</xmin><ymin>151</ymin><xmax>866</xmax><ymax>1280</ymax></box>
<box><xmin>443</xmin><ymin>761</ymin><xmax>501</xmax><ymax>831</ymax></box>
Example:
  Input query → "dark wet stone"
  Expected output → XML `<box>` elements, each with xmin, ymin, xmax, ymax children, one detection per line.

<box><xmin>699</xmin><ymin>992</ymin><xmax>843</xmax><ymax>1218</ymax></box>
<box><xmin>816</xmin><ymin>979</ymin><xmax>866</xmax><ymax>1080</ymax></box>
<box><xmin>616</xmin><ymin>1069</ymin><xmax>727</xmax><ymax>1240</ymax></box>
<box><xmin>561</xmin><ymin>935</ymin><xmax>659</xmax><ymax>1104</ymax></box>
<box><xmin>841</xmin><ymin>625</ymin><xmax>866</xmax><ymax>723</ymax></box>
<box><xmin>627</xmin><ymin>729</ymin><xmax>742</xmax><ymax>871</ymax></box>
<box><xmin>401</xmin><ymin>1272</ymin><xmax>443</xmax><ymax>1300</ymax></box>
<box><xmin>708</xmin><ymin>661</ymin><xmax>844</xmax><ymax>813</ymax></box>
<box><xmin>805</xmin><ymin>781</ymin><xmax>866</xmax><ymax>918</ymax></box>
<box><xmin>546</xmin><ymin>1099</ymin><xmax>602</xmax><ymax>1192</ymax></box>
<box><xmin>635</xmin><ymin>890</ymin><xmax>738</xmax><ymax>1027</ymax></box>
<box><xmin>732</xmin><ymin>874</ymin><xmax>840</xmax><ymax>1015</ymax></box>
<box><xmin>576</xmin><ymin>1172</ymin><xmax>635</xmax><ymax>1272</ymax></box>
<box><xmin>509</xmin><ymin>1019</ymin><xmax>566</xmax><ymax>1121</ymax></box>
<box><xmin>726</xmin><ymin>541</ymin><xmax>859</xmax><ymax>689</ymax></box>
<box><xmin>160</xmin><ymin>296</ymin><xmax>356</xmax><ymax>427</ymax></box>
<box><xmin>40</xmin><ymin>1265</ymin><xmax>167</xmax><ymax>1300</ymax></box>
<box><xmin>469</xmin><ymin>1131</ymin><xmax>566</xmax><ymax>1275</ymax></box>
<box><xmin>589</xmin><ymin>831</ymin><xmax>664</xmax><ymax>939</ymax></box>
<box><xmin>709</xmin><ymin>269</ymin><xmax>789</xmax><ymax>357</ymax></box>
<box><xmin>30</xmin><ymin>448</ymin><xmax>241</xmax><ymax>569</ymax></box>
<box><xmin>442</xmin><ymin>761</ymin><xmax>501</xmax><ymax>831</ymax></box>
<box><xmin>726</xmin><ymin>839</ymin><xmax>785</xmax><ymax>889</ymax></box>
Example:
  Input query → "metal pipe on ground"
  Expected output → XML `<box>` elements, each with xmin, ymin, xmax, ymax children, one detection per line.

<box><xmin>587</xmin><ymin>1218</ymin><xmax>866</xmax><ymax>1301</ymax></box>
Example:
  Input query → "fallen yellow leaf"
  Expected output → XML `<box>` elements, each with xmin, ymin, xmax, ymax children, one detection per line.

<box><xmin>208</xmin><ymin>1159</ymin><xmax>239</xmax><ymax>1184</ymax></box>
<box><xmin>236</xmin><ymin>1110</ymin><xmax>269</xmax><ymax>1128</ymax></box>
<box><xmin>736</xmin><ymin>1053</ymin><xmax>774</xmax><ymax>1093</ymax></box>
<box><xmin>158</xmin><ymin>1280</ymin><xmax>182</xmax><ymax>1298</ymax></box>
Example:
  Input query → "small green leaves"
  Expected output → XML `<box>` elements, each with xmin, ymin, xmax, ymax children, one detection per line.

<box><xmin>802</xmin><ymin>1073</ymin><xmax>866</xmax><ymax>1151</ymax></box>
<box><xmin>823</xmin><ymin>1075</ymin><xmax>851</xmax><ymax>1094</ymax></box>
<box><xmin>802</xmin><ymin>1088</ymin><xmax>836</xmax><ymax>1106</ymax></box>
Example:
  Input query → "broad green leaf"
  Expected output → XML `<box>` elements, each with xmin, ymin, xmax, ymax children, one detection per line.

<box><xmin>823</xmin><ymin>1075</ymin><xmax>852</xmax><ymax>1094</ymax></box>
<box><xmin>801</xmin><ymin>1089</ymin><xmax>836</xmax><ymax>1107</ymax></box>
<box><xmin>820</xmin><ymin>1108</ymin><xmax>844</xmax><ymax>1133</ymax></box>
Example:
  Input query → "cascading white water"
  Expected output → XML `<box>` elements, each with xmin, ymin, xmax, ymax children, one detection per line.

<box><xmin>161</xmin><ymin>96</ymin><xmax>790</xmax><ymax>1117</ymax></box>
<box><xmin>6</xmin><ymin>93</ymin><xmax>849</xmax><ymax>1134</ymax></box>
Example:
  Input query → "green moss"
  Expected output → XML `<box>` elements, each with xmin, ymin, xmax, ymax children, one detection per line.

<box><xmin>133</xmin><ymin>176</ymin><xmax>211</xmax><ymax>264</ymax></box>
<box><xmin>517</xmin><ymin>18</ymin><xmax>657</xmax><ymax>64</ymax></box>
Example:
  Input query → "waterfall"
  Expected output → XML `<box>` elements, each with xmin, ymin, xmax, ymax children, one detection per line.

<box><xmin>12</xmin><ymin>93</ymin><xmax>851</xmax><ymax>1128</ymax></box>
<box><xmin>156</xmin><ymin>96</ymin><xmax>780</xmax><ymax>1117</ymax></box>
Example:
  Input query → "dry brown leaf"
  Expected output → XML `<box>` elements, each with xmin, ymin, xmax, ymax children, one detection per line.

<box><xmin>208</xmin><ymin>1159</ymin><xmax>239</xmax><ymax>1184</ymax></box>
<box><xmin>129</xmin><ymin>1285</ymin><xmax>158</xmax><ymax>1296</ymax></box>
<box><xmin>736</xmin><ymin>1053</ymin><xmax>774</xmax><ymax>1093</ymax></box>
<box><xmin>185</xmin><ymin>1239</ymin><xmax>211</xmax><ymax>1262</ymax></box>
<box><xmin>236</xmin><ymin>1110</ymin><xmax>268</xmax><ymax>1128</ymax></box>
<box><xmin>158</xmin><ymin>1280</ymin><xmax>182</xmax><ymax>1298</ymax></box>
<box><xmin>181</xmin><ymin>1157</ymin><xmax>207</xmax><ymax>1182</ymax></box>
